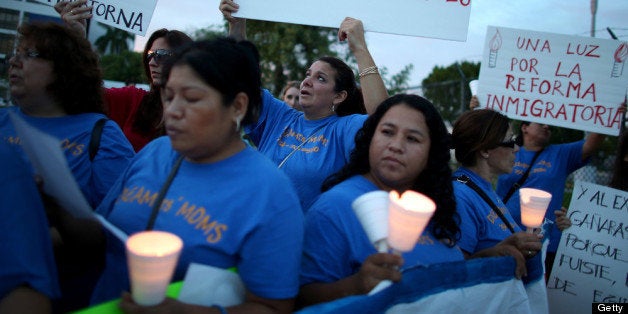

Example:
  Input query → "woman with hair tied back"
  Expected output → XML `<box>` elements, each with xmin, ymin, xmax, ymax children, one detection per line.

<box><xmin>221</xmin><ymin>1</ymin><xmax>388</xmax><ymax>210</ymax></box>
<box><xmin>48</xmin><ymin>37</ymin><xmax>304</xmax><ymax>313</ymax></box>
<box><xmin>280</xmin><ymin>80</ymin><xmax>302</xmax><ymax>110</ymax></box>
<box><xmin>56</xmin><ymin>0</ymin><xmax>193</xmax><ymax>152</ymax></box>
<box><xmin>298</xmin><ymin>94</ymin><xmax>464</xmax><ymax>307</ymax></box>
<box><xmin>450</xmin><ymin>109</ymin><xmax>543</xmax><ymax>281</ymax></box>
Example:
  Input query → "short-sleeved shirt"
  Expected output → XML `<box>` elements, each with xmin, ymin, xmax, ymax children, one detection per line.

<box><xmin>92</xmin><ymin>137</ymin><xmax>304</xmax><ymax>304</ymax></box>
<box><xmin>0</xmin><ymin>107</ymin><xmax>135</xmax><ymax>208</ymax></box>
<box><xmin>300</xmin><ymin>175</ymin><xmax>465</xmax><ymax>285</ymax></box>
<box><xmin>496</xmin><ymin>141</ymin><xmax>587</xmax><ymax>252</ymax></box>
<box><xmin>246</xmin><ymin>89</ymin><xmax>367</xmax><ymax>210</ymax></box>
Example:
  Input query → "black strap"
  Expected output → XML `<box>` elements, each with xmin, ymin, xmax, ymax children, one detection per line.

<box><xmin>454</xmin><ymin>175</ymin><xmax>515</xmax><ymax>234</ymax></box>
<box><xmin>145</xmin><ymin>155</ymin><xmax>184</xmax><ymax>230</ymax></box>
<box><xmin>89</xmin><ymin>118</ymin><xmax>108</xmax><ymax>161</ymax></box>
<box><xmin>502</xmin><ymin>149</ymin><xmax>544</xmax><ymax>204</ymax></box>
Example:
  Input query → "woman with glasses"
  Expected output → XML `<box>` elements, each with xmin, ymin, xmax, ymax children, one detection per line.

<box><xmin>450</xmin><ymin>109</ymin><xmax>543</xmax><ymax>281</ymax></box>
<box><xmin>56</xmin><ymin>0</ymin><xmax>192</xmax><ymax>151</ymax></box>
<box><xmin>1</xmin><ymin>21</ymin><xmax>135</xmax><ymax>312</ymax></box>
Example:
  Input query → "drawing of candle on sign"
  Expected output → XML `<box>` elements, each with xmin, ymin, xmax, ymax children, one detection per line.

<box><xmin>611</xmin><ymin>42</ymin><xmax>628</xmax><ymax>78</ymax></box>
<box><xmin>488</xmin><ymin>29</ymin><xmax>502</xmax><ymax>68</ymax></box>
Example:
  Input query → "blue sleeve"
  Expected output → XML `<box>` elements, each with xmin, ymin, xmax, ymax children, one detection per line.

<box><xmin>0</xmin><ymin>145</ymin><xmax>60</xmax><ymax>299</ymax></box>
<box><xmin>90</xmin><ymin>120</ymin><xmax>134</xmax><ymax>207</ymax></box>
<box><xmin>560</xmin><ymin>140</ymin><xmax>588</xmax><ymax>173</ymax></box>
<box><xmin>300</xmin><ymin>197</ymin><xmax>353</xmax><ymax>285</ymax></box>
<box><xmin>236</xmin><ymin>172</ymin><xmax>304</xmax><ymax>299</ymax></box>
<box><xmin>453</xmin><ymin>184</ymin><xmax>482</xmax><ymax>254</ymax></box>
<box><xmin>246</xmin><ymin>89</ymin><xmax>295</xmax><ymax>146</ymax></box>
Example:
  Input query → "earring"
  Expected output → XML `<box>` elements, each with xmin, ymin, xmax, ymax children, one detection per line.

<box><xmin>235</xmin><ymin>116</ymin><xmax>241</xmax><ymax>132</ymax></box>
<box><xmin>331</xmin><ymin>104</ymin><xmax>336</xmax><ymax>112</ymax></box>
<box><xmin>482</xmin><ymin>153</ymin><xmax>490</xmax><ymax>159</ymax></box>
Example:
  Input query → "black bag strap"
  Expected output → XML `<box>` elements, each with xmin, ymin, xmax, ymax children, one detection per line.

<box><xmin>454</xmin><ymin>175</ymin><xmax>515</xmax><ymax>234</ymax></box>
<box><xmin>89</xmin><ymin>118</ymin><xmax>108</xmax><ymax>161</ymax></box>
<box><xmin>145</xmin><ymin>155</ymin><xmax>184</xmax><ymax>231</ymax></box>
<box><xmin>502</xmin><ymin>148</ymin><xmax>544</xmax><ymax>204</ymax></box>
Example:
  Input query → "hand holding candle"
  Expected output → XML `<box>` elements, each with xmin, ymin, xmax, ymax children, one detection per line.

<box><xmin>519</xmin><ymin>188</ymin><xmax>552</xmax><ymax>233</ymax></box>
<box><xmin>126</xmin><ymin>231</ymin><xmax>183</xmax><ymax>306</ymax></box>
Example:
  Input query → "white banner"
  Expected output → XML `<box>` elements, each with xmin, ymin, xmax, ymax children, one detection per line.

<box><xmin>34</xmin><ymin>0</ymin><xmax>158</xmax><ymax>36</ymax></box>
<box><xmin>477</xmin><ymin>26</ymin><xmax>628</xmax><ymax>136</ymax></box>
<box><xmin>547</xmin><ymin>181</ymin><xmax>628</xmax><ymax>312</ymax></box>
<box><xmin>232</xmin><ymin>0</ymin><xmax>472</xmax><ymax>41</ymax></box>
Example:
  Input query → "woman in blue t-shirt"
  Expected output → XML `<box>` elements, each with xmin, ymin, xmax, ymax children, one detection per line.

<box><xmin>220</xmin><ymin>1</ymin><xmax>389</xmax><ymax>210</ymax></box>
<box><xmin>298</xmin><ymin>94</ymin><xmax>464</xmax><ymax>307</ymax></box>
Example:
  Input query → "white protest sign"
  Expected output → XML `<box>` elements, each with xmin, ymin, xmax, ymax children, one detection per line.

<box><xmin>547</xmin><ymin>181</ymin><xmax>628</xmax><ymax>312</ymax></box>
<box><xmin>477</xmin><ymin>26</ymin><xmax>628</xmax><ymax>136</ymax></box>
<box><xmin>232</xmin><ymin>0</ymin><xmax>472</xmax><ymax>41</ymax></box>
<box><xmin>34</xmin><ymin>0</ymin><xmax>158</xmax><ymax>35</ymax></box>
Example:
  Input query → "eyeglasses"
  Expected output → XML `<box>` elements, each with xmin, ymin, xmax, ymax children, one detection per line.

<box><xmin>497</xmin><ymin>136</ymin><xmax>518</xmax><ymax>149</ymax></box>
<box><xmin>5</xmin><ymin>49</ymin><xmax>41</xmax><ymax>64</ymax></box>
<box><xmin>146</xmin><ymin>49</ymin><xmax>173</xmax><ymax>64</ymax></box>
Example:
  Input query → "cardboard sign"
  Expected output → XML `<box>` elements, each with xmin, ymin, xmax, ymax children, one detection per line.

<box><xmin>477</xmin><ymin>26</ymin><xmax>628</xmax><ymax>136</ymax></box>
<box><xmin>232</xmin><ymin>0</ymin><xmax>472</xmax><ymax>41</ymax></box>
<box><xmin>547</xmin><ymin>181</ymin><xmax>628</xmax><ymax>312</ymax></box>
<box><xmin>34</xmin><ymin>0</ymin><xmax>158</xmax><ymax>35</ymax></box>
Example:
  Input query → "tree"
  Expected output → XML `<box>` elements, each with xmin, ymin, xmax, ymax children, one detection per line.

<box><xmin>422</xmin><ymin>61</ymin><xmax>480</xmax><ymax>123</ymax></box>
<box><xmin>100</xmin><ymin>50</ymin><xmax>145</xmax><ymax>84</ymax></box>
<box><xmin>205</xmin><ymin>20</ymin><xmax>413</xmax><ymax>97</ymax></box>
<box><xmin>94</xmin><ymin>24</ymin><xmax>134</xmax><ymax>55</ymax></box>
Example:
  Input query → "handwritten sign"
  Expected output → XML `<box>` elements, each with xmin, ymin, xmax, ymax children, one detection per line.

<box><xmin>547</xmin><ymin>181</ymin><xmax>628</xmax><ymax>312</ymax></box>
<box><xmin>477</xmin><ymin>26</ymin><xmax>628</xmax><ymax>136</ymax></box>
<box><xmin>232</xmin><ymin>0</ymin><xmax>472</xmax><ymax>41</ymax></box>
<box><xmin>34</xmin><ymin>0</ymin><xmax>158</xmax><ymax>36</ymax></box>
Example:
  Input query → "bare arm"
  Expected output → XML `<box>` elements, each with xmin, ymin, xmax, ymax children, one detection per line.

<box><xmin>219</xmin><ymin>0</ymin><xmax>247</xmax><ymax>41</ymax></box>
<box><xmin>338</xmin><ymin>18</ymin><xmax>388</xmax><ymax>115</ymax></box>
<box><xmin>297</xmin><ymin>253</ymin><xmax>402</xmax><ymax>307</ymax></box>
<box><xmin>0</xmin><ymin>287</ymin><xmax>51</xmax><ymax>314</ymax></box>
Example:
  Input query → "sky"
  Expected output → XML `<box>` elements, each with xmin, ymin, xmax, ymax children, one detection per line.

<box><xmin>135</xmin><ymin>0</ymin><xmax>628</xmax><ymax>88</ymax></box>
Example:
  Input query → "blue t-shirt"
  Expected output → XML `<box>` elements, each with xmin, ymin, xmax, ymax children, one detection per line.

<box><xmin>0</xmin><ymin>107</ymin><xmax>135</xmax><ymax>208</ymax></box>
<box><xmin>92</xmin><ymin>137</ymin><xmax>304</xmax><ymax>304</ymax></box>
<box><xmin>246</xmin><ymin>90</ymin><xmax>367</xmax><ymax>210</ymax></box>
<box><xmin>300</xmin><ymin>175</ymin><xmax>465</xmax><ymax>285</ymax></box>
<box><xmin>454</xmin><ymin>168</ymin><xmax>544</xmax><ymax>284</ymax></box>
<box><xmin>0</xmin><ymin>143</ymin><xmax>60</xmax><ymax>300</ymax></box>
<box><xmin>453</xmin><ymin>167</ymin><xmax>524</xmax><ymax>254</ymax></box>
<box><xmin>496</xmin><ymin>141</ymin><xmax>587</xmax><ymax>252</ymax></box>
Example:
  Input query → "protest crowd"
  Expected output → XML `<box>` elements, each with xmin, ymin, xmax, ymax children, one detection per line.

<box><xmin>1</xmin><ymin>0</ymin><xmax>626</xmax><ymax>313</ymax></box>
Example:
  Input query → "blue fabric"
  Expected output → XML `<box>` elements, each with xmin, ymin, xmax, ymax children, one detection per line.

<box><xmin>297</xmin><ymin>257</ymin><xmax>518</xmax><ymax>314</ymax></box>
<box><xmin>453</xmin><ymin>167</ymin><xmax>523</xmax><ymax>254</ymax></box>
<box><xmin>0</xmin><ymin>107</ymin><xmax>134</xmax><ymax>208</ymax></box>
<box><xmin>92</xmin><ymin>137</ymin><xmax>304</xmax><ymax>304</ymax></box>
<box><xmin>453</xmin><ymin>167</ymin><xmax>544</xmax><ymax>285</ymax></box>
<box><xmin>246</xmin><ymin>89</ymin><xmax>367</xmax><ymax>210</ymax></box>
<box><xmin>0</xmin><ymin>142</ymin><xmax>60</xmax><ymax>299</ymax></box>
<box><xmin>496</xmin><ymin>141</ymin><xmax>587</xmax><ymax>252</ymax></box>
<box><xmin>300</xmin><ymin>175</ymin><xmax>465</xmax><ymax>286</ymax></box>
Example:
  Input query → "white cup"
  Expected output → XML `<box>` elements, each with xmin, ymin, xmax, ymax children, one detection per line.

<box><xmin>468</xmin><ymin>79</ymin><xmax>479</xmax><ymax>96</ymax></box>
<box><xmin>519</xmin><ymin>188</ymin><xmax>552</xmax><ymax>230</ymax></box>
<box><xmin>126</xmin><ymin>231</ymin><xmax>183</xmax><ymax>306</ymax></box>
<box><xmin>352</xmin><ymin>191</ymin><xmax>389</xmax><ymax>252</ymax></box>
<box><xmin>387</xmin><ymin>190</ymin><xmax>436</xmax><ymax>253</ymax></box>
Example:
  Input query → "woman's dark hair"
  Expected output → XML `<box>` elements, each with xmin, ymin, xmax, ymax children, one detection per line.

<box><xmin>316</xmin><ymin>56</ymin><xmax>365</xmax><ymax>116</ymax></box>
<box><xmin>17</xmin><ymin>22</ymin><xmax>103</xmax><ymax>114</ymax></box>
<box><xmin>452</xmin><ymin>109</ymin><xmax>510</xmax><ymax>167</ymax></box>
<box><xmin>323</xmin><ymin>94</ymin><xmax>459</xmax><ymax>245</ymax></box>
<box><xmin>134</xmin><ymin>29</ymin><xmax>192</xmax><ymax>137</ymax></box>
<box><xmin>610</xmin><ymin>130</ymin><xmax>628</xmax><ymax>191</ymax></box>
<box><xmin>161</xmin><ymin>37</ymin><xmax>261</xmax><ymax>126</ymax></box>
